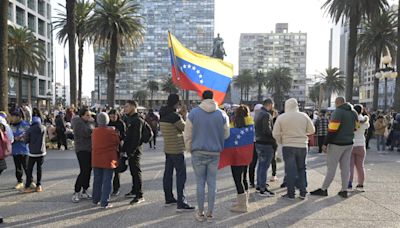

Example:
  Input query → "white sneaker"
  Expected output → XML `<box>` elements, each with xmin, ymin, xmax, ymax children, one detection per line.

<box><xmin>72</xmin><ymin>193</ymin><xmax>80</xmax><ymax>203</ymax></box>
<box><xmin>15</xmin><ymin>182</ymin><xmax>24</xmax><ymax>190</ymax></box>
<box><xmin>269</xmin><ymin>176</ymin><xmax>278</xmax><ymax>182</ymax></box>
<box><xmin>80</xmin><ymin>192</ymin><xmax>92</xmax><ymax>199</ymax></box>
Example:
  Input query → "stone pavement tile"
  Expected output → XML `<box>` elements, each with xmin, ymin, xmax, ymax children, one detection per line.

<box><xmin>268</xmin><ymin>219</ymin><xmax>400</xmax><ymax>228</ymax></box>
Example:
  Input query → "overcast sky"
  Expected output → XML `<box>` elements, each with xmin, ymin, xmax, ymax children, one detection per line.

<box><xmin>52</xmin><ymin>0</ymin><xmax>397</xmax><ymax>96</ymax></box>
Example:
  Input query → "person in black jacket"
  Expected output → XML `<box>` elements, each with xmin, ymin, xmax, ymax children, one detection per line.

<box><xmin>55</xmin><ymin>113</ymin><xmax>68</xmax><ymax>150</ymax></box>
<box><xmin>122</xmin><ymin>100</ymin><xmax>145</xmax><ymax>204</ymax></box>
<box><xmin>254</xmin><ymin>98</ymin><xmax>277</xmax><ymax>197</ymax></box>
<box><xmin>23</xmin><ymin>116</ymin><xmax>46</xmax><ymax>193</ymax></box>
<box><xmin>108</xmin><ymin>109</ymin><xmax>126</xmax><ymax>196</ymax></box>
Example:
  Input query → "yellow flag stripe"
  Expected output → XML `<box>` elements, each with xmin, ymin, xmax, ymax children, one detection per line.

<box><xmin>168</xmin><ymin>33</ymin><xmax>233</xmax><ymax>78</ymax></box>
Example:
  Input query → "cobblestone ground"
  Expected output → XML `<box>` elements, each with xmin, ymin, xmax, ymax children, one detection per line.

<box><xmin>1</xmin><ymin>137</ymin><xmax>400</xmax><ymax>228</ymax></box>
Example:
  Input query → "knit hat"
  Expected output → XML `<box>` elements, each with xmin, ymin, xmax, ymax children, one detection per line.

<box><xmin>167</xmin><ymin>94</ymin><xmax>180</xmax><ymax>107</ymax></box>
<box><xmin>32</xmin><ymin>116</ymin><xmax>41</xmax><ymax>125</ymax></box>
<box><xmin>97</xmin><ymin>112</ymin><xmax>110</xmax><ymax>126</ymax></box>
<box><xmin>253</xmin><ymin>104</ymin><xmax>263</xmax><ymax>111</ymax></box>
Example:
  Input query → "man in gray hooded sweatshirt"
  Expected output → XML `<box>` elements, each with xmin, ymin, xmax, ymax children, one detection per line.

<box><xmin>184</xmin><ymin>90</ymin><xmax>230</xmax><ymax>222</ymax></box>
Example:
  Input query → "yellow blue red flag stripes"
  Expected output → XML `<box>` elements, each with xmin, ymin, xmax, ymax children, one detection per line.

<box><xmin>168</xmin><ymin>32</ymin><xmax>234</xmax><ymax>104</ymax></box>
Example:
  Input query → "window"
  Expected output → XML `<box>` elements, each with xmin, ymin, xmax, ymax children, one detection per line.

<box><xmin>38</xmin><ymin>60</ymin><xmax>46</xmax><ymax>76</ymax></box>
<box><xmin>39</xmin><ymin>80</ymin><xmax>46</xmax><ymax>96</ymax></box>
<box><xmin>47</xmin><ymin>3</ymin><xmax>51</xmax><ymax>19</ymax></box>
<box><xmin>28</xmin><ymin>0</ymin><xmax>36</xmax><ymax>10</ymax></box>
<box><xmin>17</xmin><ymin>0</ymin><xmax>25</xmax><ymax>5</ymax></box>
<box><xmin>38</xmin><ymin>0</ymin><xmax>45</xmax><ymax>16</ymax></box>
<box><xmin>38</xmin><ymin>19</ymin><xmax>45</xmax><ymax>36</ymax></box>
<box><xmin>28</xmin><ymin>13</ymin><xmax>36</xmax><ymax>32</ymax></box>
<box><xmin>8</xmin><ymin>3</ymin><xmax>13</xmax><ymax>22</ymax></box>
<box><xmin>16</xmin><ymin>7</ymin><xmax>25</xmax><ymax>26</ymax></box>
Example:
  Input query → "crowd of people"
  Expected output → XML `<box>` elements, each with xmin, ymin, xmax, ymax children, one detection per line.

<box><xmin>1</xmin><ymin>91</ymin><xmax>400</xmax><ymax>224</ymax></box>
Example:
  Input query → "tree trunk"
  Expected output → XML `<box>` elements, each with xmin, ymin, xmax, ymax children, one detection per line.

<box><xmin>373</xmin><ymin>54</ymin><xmax>380</xmax><ymax>111</ymax></box>
<box><xmin>258</xmin><ymin>83</ymin><xmax>262</xmax><ymax>102</ymax></box>
<box><xmin>18</xmin><ymin>66</ymin><xmax>23</xmax><ymax>106</ymax></box>
<box><xmin>150</xmin><ymin>90</ymin><xmax>154</xmax><ymax>107</ymax></box>
<box><xmin>185</xmin><ymin>90</ymin><xmax>189</xmax><ymax>107</ymax></box>
<box><xmin>0</xmin><ymin>1</ymin><xmax>8</xmax><ymax>111</ymax></box>
<box><xmin>345</xmin><ymin>13</ymin><xmax>359</xmax><ymax>103</ymax></box>
<box><xmin>66</xmin><ymin>0</ymin><xmax>77</xmax><ymax>107</ymax></box>
<box><xmin>384</xmin><ymin>77</ymin><xmax>388</xmax><ymax>111</ymax></box>
<box><xmin>394</xmin><ymin>0</ymin><xmax>400</xmax><ymax>112</ymax></box>
<box><xmin>78</xmin><ymin>36</ymin><xmax>84</xmax><ymax>107</ymax></box>
<box><xmin>28</xmin><ymin>78</ymin><xmax>32</xmax><ymax>105</ymax></box>
<box><xmin>107</xmin><ymin>33</ymin><xmax>119</xmax><ymax>108</ymax></box>
<box><xmin>240</xmin><ymin>86</ymin><xmax>243</xmax><ymax>102</ymax></box>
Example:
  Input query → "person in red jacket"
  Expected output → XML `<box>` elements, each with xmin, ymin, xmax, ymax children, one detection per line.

<box><xmin>91</xmin><ymin>112</ymin><xmax>120</xmax><ymax>209</ymax></box>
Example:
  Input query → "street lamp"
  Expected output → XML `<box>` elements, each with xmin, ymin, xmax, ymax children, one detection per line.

<box><xmin>375</xmin><ymin>55</ymin><xmax>398</xmax><ymax>111</ymax></box>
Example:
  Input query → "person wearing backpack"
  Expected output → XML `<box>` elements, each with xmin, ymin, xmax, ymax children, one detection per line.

<box><xmin>23</xmin><ymin>116</ymin><xmax>46</xmax><ymax>193</ymax></box>
<box><xmin>122</xmin><ymin>100</ymin><xmax>145</xmax><ymax>205</ymax></box>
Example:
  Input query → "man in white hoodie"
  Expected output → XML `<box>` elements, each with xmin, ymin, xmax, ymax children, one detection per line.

<box><xmin>273</xmin><ymin>98</ymin><xmax>315</xmax><ymax>200</ymax></box>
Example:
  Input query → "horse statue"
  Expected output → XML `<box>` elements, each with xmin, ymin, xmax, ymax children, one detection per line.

<box><xmin>212</xmin><ymin>33</ymin><xmax>227</xmax><ymax>60</ymax></box>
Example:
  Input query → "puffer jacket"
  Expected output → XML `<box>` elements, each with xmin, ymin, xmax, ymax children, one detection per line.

<box><xmin>254</xmin><ymin>107</ymin><xmax>276</xmax><ymax>146</ymax></box>
<box><xmin>159</xmin><ymin>106</ymin><xmax>185</xmax><ymax>154</ymax></box>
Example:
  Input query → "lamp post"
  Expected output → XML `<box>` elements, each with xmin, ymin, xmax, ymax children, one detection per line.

<box><xmin>256</xmin><ymin>69</ymin><xmax>263</xmax><ymax>102</ymax></box>
<box><xmin>375</xmin><ymin>56</ymin><xmax>398</xmax><ymax>111</ymax></box>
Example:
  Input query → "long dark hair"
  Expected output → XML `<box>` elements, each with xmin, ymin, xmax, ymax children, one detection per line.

<box><xmin>234</xmin><ymin>105</ymin><xmax>250</xmax><ymax>128</ymax></box>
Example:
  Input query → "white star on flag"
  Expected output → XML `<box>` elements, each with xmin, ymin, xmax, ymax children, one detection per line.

<box><xmin>245</xmin><ymin>128</ymin><xmax>249</xmax><ymax>132</ymax></box>
<box><xmin>196</xmin><ymin>70</ymin><xmax>200</xmax><ymax>74</ymax></box>
<box><xmin>183</xmin><ymin>65</ymin><xmax>187</xmax><ymax>68</ymax></box>
<box><xmin>240</xmin><ymin>130</ymin><xmax>245</xmax><ymax>135</ymax></box>
<box><xmin>200</xmin><ymin>79</ymin><xmax>204</xmax><ymax>84</ymax></box>
<box><xmin>192</xmin><ymin>66</ymin><xmax>196</xmax><ymax>70</ymax></box>
<box><xmin>188</xmin><ymin>64</ymin><xmax>191</xmax><ymax>68</ymax></box>
<box><xmin>199</xmin><ymin>75</ymin><xmax>203</xmax><ymax>78</ymax></box>
<box><xmin>236</xmin><ymin>135</ymin><xmax>241</xmax><ymax>139</ymax></box>
<box><xmin>234</xmin><ymin>141</ymin><xmax>239</xmax><ymax>145</ymax></box>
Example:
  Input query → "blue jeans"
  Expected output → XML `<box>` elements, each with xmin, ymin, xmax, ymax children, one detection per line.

<box><xmin>376</xmin><ymin>135</ymin><xmax>386</xmax><ymax>151</ymax></box>
<box><xmin>282</xmin><ymin>147</ymin><xmax>307</xmax><ymax>197</ymax></box>
<box><xmin>191</xmin><ymin>153</ymin><xmax>219</xmax><ymax>214</ymax></box>
<box><xmin>92</xmin><ymin>168</ymin><xmax>114</xmax><ymax>207</ymax></box>
<box><xmin>163</xmin><ymin>154</ymin><xmax>188</xmax><ymax>207</ymax></box>
<box><xmin>255</xmin><ymin>144</ymin><xmax>274</xmax><ymax>191</ymax></box>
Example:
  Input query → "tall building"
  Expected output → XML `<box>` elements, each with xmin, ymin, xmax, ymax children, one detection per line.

<box><xmin>7</xmin><ymin>0</ymin><xmax>53</xmax><ymax>108</ymax></box>
<box><xmin>94</xmin><ymin>0</ymin><xmax>215</xmax><ymax>106</ymax></box>
<box><xmin>54</xmin><ymin>82</ymin><xmax>70</xmax><ymax>106</ymax></box>
<box><xmin>239</xmin><ymin>23</ymin><xmax>307</xmax><ymax>106</ymax></box>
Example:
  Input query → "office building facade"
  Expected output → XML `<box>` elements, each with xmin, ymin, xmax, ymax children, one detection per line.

<box><xmin>239</xmin><ymin>23</ymin><xmax>307</xmax><ymax>106</ymax></box>
<box><xmin>7</xmin><ymin>0</ymin><xmax>53</xmax><ymax>108</ymax></box>
<box><xmin>94</xmin><ymin>0</ymin><xmax>215</xmax><ymax>106</ymax></box>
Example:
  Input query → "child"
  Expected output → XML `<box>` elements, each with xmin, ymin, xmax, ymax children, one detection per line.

<box><xmin>23</xmin><ymin>116</ymin><xmax>46</xmax><ymax>193</ymax></box>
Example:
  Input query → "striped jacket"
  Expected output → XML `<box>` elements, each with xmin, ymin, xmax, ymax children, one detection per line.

<box><xmin>159</xmin><ymin>106</ymin><xmax>186</xmax><ymax>154</ymax></box>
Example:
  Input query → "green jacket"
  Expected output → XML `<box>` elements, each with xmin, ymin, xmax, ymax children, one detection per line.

<box><xmin>325</xmin><ymin>103</ymin><xmax>358</xmax><ymax>146</ymax></box>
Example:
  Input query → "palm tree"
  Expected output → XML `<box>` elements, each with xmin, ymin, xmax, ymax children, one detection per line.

<box><xmin>233</xmin><ymin>73</ymin><xmax>247</xmax><ymax>102</ymax></box>
<box><xmin>0</xmin><ymin>1</ymin><xmax>8</xmax><ymax>111</ymax></box>
<box><xmin>309</xmin><ymin>83</ymin><xmax>321</xmax><ymax>107</ymax></box>
<box><xmin>134</xmin><ymin>90</ymin><xmax>148</xmax><ymax>105</ymax></box>
<box><xmin>162</xmin><ymin>77</ymin><xmax>178</xmax><ymax>94</ymax></box>
<box><xmin>66</xmin><ymin>0</ymin><xmax>77</xmax><ymax>107</ymax></box>
<box><xmin>394</xmin><ymin>1</ymin><xmax>400</xmax><ymax>112</ymax></box>
<box><xmin>320</xmin><ymin>67</ymin><xmax>345</xmax><ymax>106</ymax></box>
<box><xmin>86</xmin><ymin>0</ymin><xmax>145</xmax><ymax>108</ymax></box>
<box><xmin>233</xmin><ymin>69</ymin><xmax>255</xmax><ymax>102</ymax></box>
<box><xmin>54</xmin><ymin>0</ymin><xmax>95</xmax><ymax>107</ymax></box>
<box><xmin>322</xmin><ymin>0</ymin><xmax>389</xmax><ymax>103</ymax></box>
<box><xmin>255</xmin><ymin>70</ymin><xmax>266</xmax><ymax>102</ymax></box>
<box><xmin>8</xmin><ymin>26</ymin><xmax>46</xmax><ymax>106</ymax></box>
<box><xmin>147</xmin><ymin>80</ymin><xmax>159</xmax><ymax>106</ymax></box>
<box><xmin>265</xmin><ymin>67</ymin><xmax>292</xmax><ymax>111</ymax></box>
<box><xmin>357</xmin><ymin>9</ymin><xmax>397</xmax><ymax>110</ymax></box>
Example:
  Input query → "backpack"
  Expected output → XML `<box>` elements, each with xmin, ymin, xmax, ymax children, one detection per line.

<box><xmin>140</xmin><ymin>117</ymin><xmax>154</xmax><ymax>144</ymax></box>
<box><xmin>0</xmin><ymin>131</ymin><xmax>12</xmax><ymax>159</ymax></box>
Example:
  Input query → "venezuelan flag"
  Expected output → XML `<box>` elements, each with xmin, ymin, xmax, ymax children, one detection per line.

<box><xmin>218</xmin><ymin>117</ymin><xmax>254</xmax><ymax>169</ymax></box>
<box><xmin>168</xmin><ymin>32</ymin><xmax>234</xmax><ymax>104</ymax></box>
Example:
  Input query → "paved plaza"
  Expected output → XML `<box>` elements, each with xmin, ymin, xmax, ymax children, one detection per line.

<box><xmin>1</xmin><ymin>138</ymin><xmax>400</xmax><ymax>228</ymax></box>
